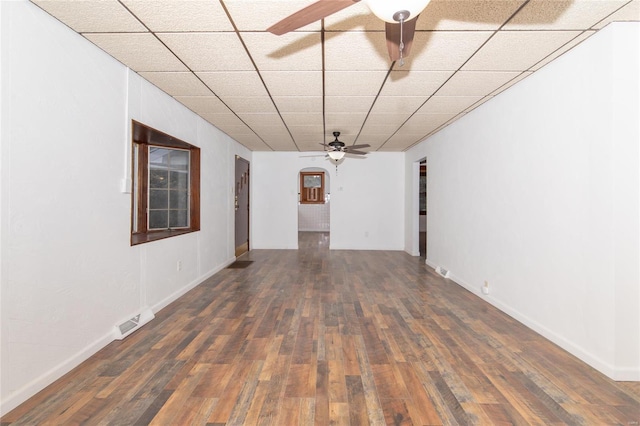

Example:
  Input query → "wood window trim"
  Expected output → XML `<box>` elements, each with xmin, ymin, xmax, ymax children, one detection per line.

<box><xmin>131</xmin><ymin>121</ymin><xmax>200</xmax><ymax>245</ymax></box>
<box><xmin>300</xmin><ymin>172</ymin><xmax>325</xmax><ymax>204</ymax></box>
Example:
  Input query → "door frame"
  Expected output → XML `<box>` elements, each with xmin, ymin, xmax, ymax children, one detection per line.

<box><xmin>235</xmin><ymin>156</ymin><xmax>250</xmax><ymax>257</ymax></box>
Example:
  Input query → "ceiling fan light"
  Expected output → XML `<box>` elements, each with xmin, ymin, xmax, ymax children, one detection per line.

<box><xmin>365</xmin><ymin>0</ymin><xmax>431</xmax><ymax>23</ymax></box>
<box><xmin>328</xmin><ymin>150</ymin><xmax>345</xmax><ymax>160</ymax></box>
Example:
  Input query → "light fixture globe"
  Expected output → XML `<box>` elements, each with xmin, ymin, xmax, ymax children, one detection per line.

<box><xmin>328</xmin><ymin>150</ymin><xmax>345</xmax><ymax>161</ymax></box>
<box><xmin>364</xmin><ymin>0</ymin><xmax>431</xmax><ymax>23</ymax></box>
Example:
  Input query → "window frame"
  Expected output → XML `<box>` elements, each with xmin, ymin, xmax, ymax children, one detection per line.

<box><xmin>300</xmin><ymin>171</ymin><xmax>325</xmax><ymax>204</ymax></box>
<box><xmin>131</xmin><ymin>121</ymin><xmax>200</xmax><ymax>245</ymax></box>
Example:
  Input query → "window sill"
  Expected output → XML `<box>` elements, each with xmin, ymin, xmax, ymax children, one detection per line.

<box><xmin>131</xmin><ymin>229</ymin><xmax>197</xmax><ymax>246</ymax></box>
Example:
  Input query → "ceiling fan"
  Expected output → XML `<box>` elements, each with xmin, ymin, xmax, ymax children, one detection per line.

<box><xmin>267</xmin><ymin>0</ymin><xmax>432</xmax><ymax>65</ymax></box>
<box><xmin>320</xmin><ymin>131</ymin><xmax>370</xmax><ymax>161</ymax></box>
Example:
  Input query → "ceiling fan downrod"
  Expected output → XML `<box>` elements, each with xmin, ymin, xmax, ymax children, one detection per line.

<box><xmin>393</xmin><ymin>10</ymin><xmax>411</xmax><ymax>67</ymax></box>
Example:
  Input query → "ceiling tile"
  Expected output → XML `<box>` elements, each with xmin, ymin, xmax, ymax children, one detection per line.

<box><xmin>220</xmin><ymin>96</ymin><xmax>278</xmax><ymax>114</ymax></box>
<box><xmin>241</xmin><ymin>32</ymin><xmax>322</xmax><ymax>71</ymax></box>
<box><xmin>593</xmin><ymin>0</ymin><xmax>640</xmax><ymax>29</ymax></box>
<box><xmin>379</xmin><ymin>134</ymin><xmax>425</xmax><ymax>151</ymax></box>
<box><xmin>260</xmin><ymin>71</ymin><xmax>322</xmax><ymax>96</ymax></box>
<box><xmin>199</xmin><ymin>112</ymin><xmax>251</xmax><ymax>132</ymax></box>
<box><xmin>289</xmin><ymin>125</ymin><xmax>325</xmax><ymax>138</ymax></box>
<box><xmin>84</xmin><ymin>33</ymin><xmax>187</xmax><ymax>71</ymax></box>
<box><xmin>462</xmin><ymin>30</ymin><xmax>582</xmax><ymax>71</ymax></box>
<box><xmin>197</xmin><ymin>71</ymin><xmax>268</xmax><ymax>97</ymax></box>
<box><xmin>489</xmin><ymin>72</ymin><xmax>533</xmax><ymax>95</ymax></box>
<box><xmin>404</xmin><ymin>31</ymin><xmax>494</xmax><ymax>70</ymax></box>
<box><xmin>325</xmin><ymin>32</ymin><xmax>393</xmax><ymax>71</ymax></box>
<box><xmin>272</xmin><ymin>97</ymin><xmax>323</xmax><ymax>113</ymax></box>
<box><xmin>225</xmin><ymin>0</ymin><xmax>321</xmax><ymax>31</ymax></box>
<box><xmin>31</xmin><ymin>0</ymin><xmax>146</xmax><ymax>32</ymax></box>
<box><xmin>323</xmin><ymin>1</ymin><xmax>384</xmax><ymax>30</ymax></box>
<box><xmin>463</xmin><ymin>96</ymin><xmax>493</xmax><ymax>113</ymax></box>
<box><xmin>121</xmin><ymin>0</ymin><xmax>234</xmax><ymax>31</ymax></box>
<box><xmin>530</xmin><ymin>31</ymin><xmax>596</xmax><ymax>70</ymax></box>
<box><xmin>325</xmin><ymin>113</ymin><xmax>368</xmax><ymax>134</ymax></box>
<box><xmin>357</xmin><ymin>126</ymin><xmax>399</xmax><ymax>149</ymax></box>
<box><xmin>239</xmin><ymin>113</ymin><xmax>284</xmax><ymax>129</ymax></box>
<box><xmin>174</xmin><ymin>96</ymin><xmax>231</xmax><ymax>115</ymax></box>
<box><xmin>281</xmin><ymin>113</ymin><xmax>323</xmax><ymax>127</ymax></box>
<box><xmin>399</xmin><ymin>113</ymin><xmax>457</xmax><ymax>134</ymax></box>
<box><xmin>325</xmin><ymin>71</ymin><xmax>389</xmax><ymax>96</ymax></box>
<box><xmin>369</xmin><ymin>96</ymin><xmax>428</xmax><ymax>114</ymax></box>
<box><xmin>138</xmin><ymin>72</ymin><xmax>212</xmax><ymax>97</ymax></box>
<box><xmin>504</xmin><ymin>0</ymin><xmax>630</xmax><ymax>30</ymax></box>
<box><xmin>381</xmin><ymin>70</ymin><xmax>455</xmax><ymax>96</ymax></box>
<box><xmin>263</xmin><ymin>136</ymin><xmax>298</xmax><ymax>151</ymax></box>
<box><xmin>254</xmin><ymin>127</ymin><xmax>292</xmax><ymax>141</ymax></box>
<box><xmin>416</xmin><ymin>0</ymin><xmax>527</xmax><ymax>30</ymax></box>
<box><xmin>418</xmin><ymin>96</ymin><xmax>484</xmax><ymax>114</ymax></box>
<box><xmin>231</xmin><ymin>133</ymin><xmax>272</xmax><ymax>150</ymax></box>
<box><xmin>325</xmin><ymin>96</ymin><xmax>376</xmax><ymax>114</ymax></box>
<box><xmin>436</xmin><ymin>71</ymin><xmax>522</xmax><ymax>96</ymax></box>
<box><xmin>157</xmin><ymin>33</ymin><xmax>254</xmax><ymax>71</ymax></box>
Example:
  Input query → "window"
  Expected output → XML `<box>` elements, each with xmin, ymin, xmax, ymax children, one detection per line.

<box><xmin>131</xmin><ymin>121</ymin><xmax>200</xmax><ymax>245</ymax></box>
<box><xmin>300</xmin><ymin>172</ymin><xmax>325</xmax><ymax>204</ymax></box>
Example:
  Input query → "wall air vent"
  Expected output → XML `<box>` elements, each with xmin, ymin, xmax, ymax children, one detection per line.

<box><xmin>436</xmin><ymin>266</ymin><xmax>450</xmax><ymax>278</ymax></box>
<box><xmin>113</xmin><ymin>308</ymin><xmax>154</xmax><ymax>340</ymax></box>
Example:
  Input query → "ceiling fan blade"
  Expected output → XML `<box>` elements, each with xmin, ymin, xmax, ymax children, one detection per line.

<box><xmin>267</xmin><ymin>0</ymin><xmax>360</xmax><ymax>35</ymax></box>
<box><xmin>346</xmin><ymin>149</ymin><xmax>368</xmax><ymax>155</ymax></box>
<box><xmin>385</xmin><ymin>16</ymin><xmax>418</xmax><ymax>61</ymax></box>
<box><xmin>349</xmin><ymin>144</ymin><xmax>370</xmax><ymax>150</ymax></box>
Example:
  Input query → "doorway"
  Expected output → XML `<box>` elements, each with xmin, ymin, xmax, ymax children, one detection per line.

<box><xmin>298</xmin><ymin>168</ymin><xmax>330</xmax><ymax>249</ymax></box>
<box><xmin>419</xmin><ymin>159</ymin><xmax>427</xmax><ymax>258</ymax></box>
<box><xmin>235</xmin><ymin>156</ymin><xmax>250</xmax><ymax>257</ymax></box>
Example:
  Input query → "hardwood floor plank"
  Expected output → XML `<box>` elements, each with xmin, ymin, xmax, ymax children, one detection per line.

<box><xmin>346</xmin><ymin>375</ymin><xmax>370</xmax><ymax>426</ymax></box>
<box><xmin>3</xmin><ymin>233</ymin><xmax>639</xmax><ymax>425</ymax></box>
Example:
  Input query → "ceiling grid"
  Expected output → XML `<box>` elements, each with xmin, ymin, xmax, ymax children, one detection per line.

<box><xmin>30</xmin><ymin>0</ymin><xmax>639</xmax><ymax>152</ymax></box>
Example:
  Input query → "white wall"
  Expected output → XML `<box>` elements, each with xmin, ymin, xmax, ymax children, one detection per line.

<box><xmin>0</xmin><ymin>1</ymin><xmax>249</xmax><ymax>414</ymax></box>
<box><xmin>405</xmin><ymin>22</ymin><xmax>640</xmax><ymax>380</ymax></box>
<box><xmin>252</xmin><ymin>152</ymin><xmax>404</xmax><ymax>250</ymax></box>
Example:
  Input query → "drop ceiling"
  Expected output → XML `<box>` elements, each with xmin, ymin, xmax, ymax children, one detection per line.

<box><xmin>30</xmin><ymin>0</ymin><xmax>639</xmax><ymax>152</ymax></box>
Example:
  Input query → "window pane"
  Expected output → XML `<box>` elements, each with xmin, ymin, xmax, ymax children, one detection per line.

<box><xmin>169</xmin><ymin>209</ymin><xmax>188</xmax><ymax>228</ymax></box>
<box><xmin>150</xmin><ymin>169</ymin><xmax>169</xmax><ymax>189</ymax></box>
<box><xmin>149</xmin><ymin>210</ymin><xmax>168</xmax><ymax>229</ymax></box>
<box><xmin>170</xmin><ymin>170</ymin><xmax>188</xmax><ymax>189</ymax></box>
<box><xmin>149</xmin><ymin>147</ymin><xmax>170</xmax><ymax>167</ymax></box>
<box><xmin>303</xmin><ymin>175</ymin><xmax>321</xmax><ymax>188</ymax></box>
<box><xmin>170</xmin><ymin>150</ymin><xmax>189</xmax><ymax>171</ymax></box>
<box><xmin>149</xmin><ymin>189</ymin><xmax>168</xmax><ymax>209</ymax></box>
<box><xmin>169</xmin><ymin>189</ymin><xmax>188</xmax><ymax>209</ymax></box>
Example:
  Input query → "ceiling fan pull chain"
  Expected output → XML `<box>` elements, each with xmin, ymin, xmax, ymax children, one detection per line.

<box><xmin>400</xmin><ymin>16</ymin><xmax>405</xmax><ymax>66</ymax></box>
<box><xmin>393</xmin><ymin>10</ymin><xmax>410</xmax><ymax>67</ymax></box>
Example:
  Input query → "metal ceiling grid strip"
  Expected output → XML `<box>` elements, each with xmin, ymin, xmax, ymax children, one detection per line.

<box><xmin>114</xmin><ymin>0</ymin><xmax>273</xmax><ymax>151</ymax></box>
<box><xmin>379</xmin><ymin>0</ymin><xmax>534</xmax><ymax>152</ymax></box>
<box><xmin>220</xmin><ymin>0</ymin><xmax>301</xmax><ymax>152</ymax></box>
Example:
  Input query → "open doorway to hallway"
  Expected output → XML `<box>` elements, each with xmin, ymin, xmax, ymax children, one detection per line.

<box><xmin>419</xmin><ymin>159</ymin><xmax>427</xmax><ymax>258</ymax></box>
<box><xmin>235</xmin><ymin>156</ymin><xmax>250</xmax><ymax>257</ymax></box>
<box><xmin>298</xmin><ymin>168</ymin><xmax>330</xmax><ymax>249</ymax></box>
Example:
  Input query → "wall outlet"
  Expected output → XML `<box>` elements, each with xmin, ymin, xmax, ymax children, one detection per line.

<box><xmin>177</xmin><ymin>260</ymin><xmax>182</xmax><ymax>271</ymax></box>
<box><xmin>482</xmin><ymin>280</ymin><xmax>490</xmax><ymax>295</ymax></box>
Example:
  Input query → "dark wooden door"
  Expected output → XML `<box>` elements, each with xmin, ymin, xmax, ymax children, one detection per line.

<box><xmin>235</xmin><ymin>156</ymin><xmax>250</xmax><ymax>257</ymax></box>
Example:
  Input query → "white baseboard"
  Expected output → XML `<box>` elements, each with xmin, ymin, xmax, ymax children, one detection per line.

<box><xmin>150</xmin><ymin>257</ymin><xmax>235</xmax><ymax>314</ymax></box>
<box><xmin>446</xmin><ymin>271</ymin><xmax>639</xmax><ymax>382</ymax></box>
<box><xmin>0</xmin><ymin>257</ymin><xmax>237</xmax><ymax>417</ymax></box>
<box><xmin>0</xmin><ymin>331</ymin><xmax>113</xmax><ymax>416</ymax></box>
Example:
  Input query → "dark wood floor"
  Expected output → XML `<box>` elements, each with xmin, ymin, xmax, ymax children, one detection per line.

<box><xmin>3</xmin><ymin>232</ymin><xmax>639</xmax><ymax>425</ymax></box>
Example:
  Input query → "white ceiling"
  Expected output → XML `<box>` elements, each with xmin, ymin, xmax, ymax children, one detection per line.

<box><xmin>31</xmin><ymin>0</ymin><xmax>639</xmax><ymax>152</ymax></box>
